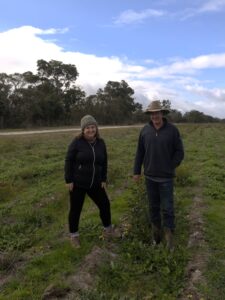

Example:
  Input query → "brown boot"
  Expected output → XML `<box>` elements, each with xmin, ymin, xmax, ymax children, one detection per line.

<box><xmin>152</xmin><ymin>224</ymin><xmax>161</xmax><ymax>245</ymax></box>
<box><xmin>103</xmin><ymin>225</ymin><xmax>120</xmax><ymax>240</ymax></box>
<box><xmin>164</xmin><ymin>228</ymin><xmax>174</xmax><ymax>251</ymax></box>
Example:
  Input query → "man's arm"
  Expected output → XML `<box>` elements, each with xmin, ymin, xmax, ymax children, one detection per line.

<box><xmin>133</xmin><ymin>132</ymin><xmax>145</xmax><ymax>177</ymax></box>
<box><xmin>172</xmin><ymin>128</ymin><xmax>184</xmax><ymax>168</ymax></box>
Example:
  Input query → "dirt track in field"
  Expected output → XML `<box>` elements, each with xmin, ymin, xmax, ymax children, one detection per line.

<box><xmin>0</xmin><ymin>125</ymin><xmax>142</xmax><ymax>136</ymax></box>
<box><xmin>179</xmin><ymin>186</ymin><xmax>209</xmax><ymax>300</ymax></box>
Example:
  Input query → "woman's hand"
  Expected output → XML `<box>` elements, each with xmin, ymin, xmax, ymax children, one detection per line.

<box><xmin>101</xmin><ymin>182</ymin><xmax>107</xmax><ymax>189</ymax></box>
<box><xmin>67</xmin><ymin>182</ymin><xmax>74</xmax><ymax>191</ymax></box>
<box><xmin>133</xmin><ymin>174</ymin><xmax>141</xmax><ymax>182</ymax></box>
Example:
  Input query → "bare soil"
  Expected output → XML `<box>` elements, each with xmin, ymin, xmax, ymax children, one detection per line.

<box><xmin>42</xmin><ymin>245</ymin><xmax>117</xmax><ymax>299</ymax></box>
<box><xmin>179</xmin><ymin>188</ymin><xmax>209</xmax><ymax>300</ymax></box>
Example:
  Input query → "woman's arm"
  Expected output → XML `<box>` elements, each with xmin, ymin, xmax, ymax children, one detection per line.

<box><xmin>64</xmin><ymin>139</ymin><xmax>78</xmax><ymax>184</ymax></box>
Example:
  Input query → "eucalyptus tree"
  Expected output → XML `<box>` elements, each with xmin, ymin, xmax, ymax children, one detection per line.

<box><xmin>35</xmin><ymin>59</ymin><xmax>85</xmax><ymax>125</ymax></box>
<box><xmin>96</xmin><ymin>80</ymin><xmax>136</xmax><ymax>124</ymax></box>
<box><xmin>37</xmin><ymin>59</ymin><xmax>79</xmax><ymax>91</ymax></box>
<box><xmin>0</xmin><ymin>73</ymin><xmax>11</xmax><ymax>128</ymax></box>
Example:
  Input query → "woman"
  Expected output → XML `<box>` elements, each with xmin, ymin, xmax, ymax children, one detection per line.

<box><xmin>64</xmin><ymin>115</ymin><xmax>113</xmax><ymax>247</ymax></box>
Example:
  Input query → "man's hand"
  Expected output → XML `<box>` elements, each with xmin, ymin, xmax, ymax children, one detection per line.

<box><xmin>101</xmin><ymin>182</ymin><xmax>107</xmax><ymax>189</ymax></box>
<box><xmin>133</xmin><ymin>174</ymin><xmax>141</xmax><ymax>182</ymax></box>
<box><xmin>67</xmin><ymin>182</ymin><xmax>74</xmax><ymax>191</ymax></box>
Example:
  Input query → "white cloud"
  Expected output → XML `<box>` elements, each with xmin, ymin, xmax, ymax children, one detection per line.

<box><xmin>200</xmin><ymin>0</ymin><xmax>225</xmax><ymax>12</ymax></box>
<box><xmin>113</xmin><ymin>1</ymin><xmax>225</xmax><ymax>24</ymax></box>
<box><xmin>114</xmin><ymin>9</ymin><xmax>165</xmax><ymax>25</ymax></box>
<box><xmin>0</xmin><ymin>26</ymin><xmax>63</xmax><ymax>74</ymax></box>
<box><xmin>183</xmin><ymin>84</ymin><xmax>225</xmax><ymax>118</ymax></box>
<box><xmin>138</xmin><ymin>53</ymin><xmax>225</xmax><ymax>79</ymax></box>
<box><xmin>0</xmin><ymin>26</ymin><xmax>225</xmax><ymax>118</ymax></box>
<box><xmin>185</xmin><ymin>84</ymin><xmax>225</xmax><ymax>101</ymax></box>
<box><xmin>181</xmin><ymin>0</ymin><xmax>225</xmax><ymax>20</ymax></box>
<box><xmin>37</xmin><ymin>27</ymin><xmax>69</xmax><ymax>35</ymax></box>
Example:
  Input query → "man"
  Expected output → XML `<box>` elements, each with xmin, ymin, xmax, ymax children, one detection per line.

<box><xmin>133</xmin><ymin>100</ymin><xmax>184</xmax><ymax>250</ymax></box>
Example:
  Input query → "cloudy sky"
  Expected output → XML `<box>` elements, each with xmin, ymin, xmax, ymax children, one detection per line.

<box><xmin>1</xmin><ymin>0</ymin><xmax>225</xmax><ymax>118</ymax></box>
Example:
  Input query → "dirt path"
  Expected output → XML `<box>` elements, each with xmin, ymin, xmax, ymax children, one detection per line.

<box><xmin>0</xmin><ymin>125</ymin><xmax>142</xmax><ymax>136</ymax></box>
<box><xmin>42</xmin><ymin>244</ymin><xmax>118</xmax><ymax>299</ymax></box>
<box><xmin>179</xmin><ymin>187</ymin><xmax>209</xmax><ymax>300</ymax></box>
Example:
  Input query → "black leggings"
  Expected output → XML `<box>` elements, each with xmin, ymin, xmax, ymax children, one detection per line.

<box><xmin>69</xmin><ymin>185</ymin><xmax>111</xmax><ymax>233</ymax></box>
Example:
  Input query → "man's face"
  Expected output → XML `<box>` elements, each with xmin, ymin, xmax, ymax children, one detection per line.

<box><xmin>150</xmin><ymin>111</ymin><xmax>163</xmax><ymax>125</ymax></box>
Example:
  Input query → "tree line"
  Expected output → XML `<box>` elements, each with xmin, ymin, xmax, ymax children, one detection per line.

<box><xmin>0</xmin><ymin>60</ymin><xmax>223</xmax><ymax>129</ymax></box>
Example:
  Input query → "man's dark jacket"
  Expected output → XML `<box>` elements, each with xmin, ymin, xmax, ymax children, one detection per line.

<box><xmin>134</xmin><ymin>119</ymin><xmax>184</xmax><ymax>178</ymax></box>
<box><xmin>65</xmin><ymin>137</ymin><xmax>107</xmax><ymax>189</ymax></box>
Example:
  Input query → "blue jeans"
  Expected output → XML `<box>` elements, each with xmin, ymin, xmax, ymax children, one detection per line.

<box><xmin>145</xmin><ymin>178</ymin><xmax>175</xmax><ymax>230</ymax></box>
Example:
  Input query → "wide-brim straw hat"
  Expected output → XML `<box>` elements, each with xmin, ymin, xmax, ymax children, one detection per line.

<box><xmin>145</xmin><ymin>100</ymin><xmax>170</xmax><ymax>114</ymax></box>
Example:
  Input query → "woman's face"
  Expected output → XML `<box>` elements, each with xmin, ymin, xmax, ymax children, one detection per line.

<box><xmin>83</xmin><ymin>124</ymin><xmax>97</xmax><ymax>141</ymax></box>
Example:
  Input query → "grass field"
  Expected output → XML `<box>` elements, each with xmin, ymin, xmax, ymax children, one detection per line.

<box><xmin>0</xmin><ymin>124</ymin><xmax>224</xmax><ymax>299</ymax></box>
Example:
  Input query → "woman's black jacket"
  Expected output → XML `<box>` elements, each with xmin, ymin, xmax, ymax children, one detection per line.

<box><xmin>64</xmin><ymin>136</ymin><xmax>107</xmax><ymax>189</ymax></box>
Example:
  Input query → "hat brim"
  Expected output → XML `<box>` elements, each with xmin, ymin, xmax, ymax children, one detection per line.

<box><xmin>145</xmin><ymin>108</ymin><xmax>170</xmax><ymax>114</ymax></box>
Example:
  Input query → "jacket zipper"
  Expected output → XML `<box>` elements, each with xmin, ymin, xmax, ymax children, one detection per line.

<box><xmin>89</xmin><ymin>142</ymin><xmax>96</xmax><ymax>188</ymax></box>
